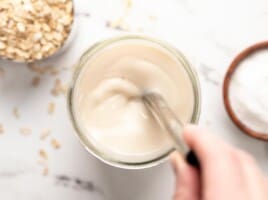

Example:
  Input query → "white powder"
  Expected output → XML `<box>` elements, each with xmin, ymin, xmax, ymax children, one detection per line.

<box><xmin>229</xmin><ymin>50</ymin><xmax>268</xmax><ymax>134</ymax></box>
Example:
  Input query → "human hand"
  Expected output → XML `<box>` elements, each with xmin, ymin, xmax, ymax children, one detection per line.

<box><xmin>170</xmin><ymin>125</ymin><xmax>268</xmax><ymax>200</ymax></box>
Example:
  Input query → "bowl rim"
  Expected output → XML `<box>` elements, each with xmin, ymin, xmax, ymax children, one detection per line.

<box><xmin>223</xmin><ymin>41</ymin><xmax>268</xmax><ymax>141</ymax></box>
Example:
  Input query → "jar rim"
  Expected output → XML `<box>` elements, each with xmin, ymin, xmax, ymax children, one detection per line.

<box><xmin>68</xmin><ymin>35</ymin><xmax>201</xmax><ymax>169</ymax></box>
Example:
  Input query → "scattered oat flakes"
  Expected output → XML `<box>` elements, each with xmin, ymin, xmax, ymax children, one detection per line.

<box><xmin>43</xmin><ymin>167</ymin><xmax>49</xmax><ymax>176</ymax></box>
<box><xmin>0</xmin><ymin>124</ymin><xmax>4</xmax><ymax>134</ymax></box>
<box><xmin>0</xmin><ymin>0</ymin><xmax>74</xmax><ymax>62</ymax></box>
<box><xmin>124</xmin><ymin>0</ymin><xmax>133</xmax><ymax>9</ymax></box>
<box><xmin>51</xmin><ymin>79</ymin><xmax>67</xmax><ymax>96</ymax></box>
<box><xmin>40</xmin><ymin>129</ymin><xmax>51</xmax><ymax>141</ymax></box>
<box><xmin>43</xmin><ymin>65</ymin><xmax>60</xmax><ymax>76</ymax></box>
<box><xmin>28</xmin><ymin>63</ymin><xmax>60</xmax><ymax>76</ymax></box>
<box><xmin>13</xmin><ymin>107</ymin><xmax>20</xmax><ymax>119</ymax></box>
<box><xmin>39</xmin><ymin>149</ymin><xmax>48</xmax><ymax>160</ymax></box>
<box><xmin>28</xmin><ymin>63</ymin><xmax>46</xmax><ymax>74</ymax></box>
<box><xmin>49</xmin><ymin>67</ymin><xmax>60</xmax><ymax>76</ymax></box>
<box><xmin>19</xmin><ymin>127</ymin><xmax>32</xmax><ymax>136</ymax></box>
<box><xmin>106</xmin><ymin>0</ymin><xmax>132</xmax><ymax>31</ymax></box>
<box><xmin>51</xmin><ymin>138</ymin><xmax>61</xmax><ymax>150</ymax></box>
<box><xmin>0</xmin><ymin>67</ymin><xmax>4</xmax><ymax>78</ymax></box>
<box><xmin>31</xmin><ymin>76</ymin><xmax>40</xmax><ymax>87</ymax></box>
<box><xmin>47</xmin><ymin>102</ymin><xmax>55</xmax><ymax>115</ymax></box>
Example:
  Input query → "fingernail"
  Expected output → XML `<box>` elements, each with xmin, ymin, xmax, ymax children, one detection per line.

<box><xmin>169</xmin><ymin>152</ymin><xmax>186</xmax><ymax>173</ymax></box>
<box><xmin>184</xmin><ymin>124</ymin><xmax>199</xmax><ymax>133</ymax></box>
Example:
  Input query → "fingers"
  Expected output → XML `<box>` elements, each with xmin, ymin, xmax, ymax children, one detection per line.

<box><xmin>183</xmin><ymin>125</ymin><xmax>233</xmax><ymax>165</ymax></box>
<box><xmin>183</xmin><ymin>125</ymin><xmax>243</xmax><ymax>171</ymax></box>
<box><xmin>170</xmin><ymin>152</ymin><xmax>200</xmax><ymax>200</ymax></box>
<box><xmin>183</xmin><ymin>125</ymin><xmax>268</xmax><ymax>200</ymax></box>
<box><xmin>183</xmin><ymin>125</ymin><xmax>247</xmax><ymax>199</ymax></box>
<box><xmin>235</xmin><ymin>150</ymin><xmax>268</xmax><ymax>200</ymax></box>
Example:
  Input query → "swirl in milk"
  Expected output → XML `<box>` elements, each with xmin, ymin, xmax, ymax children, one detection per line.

<box><xmin>73</xmin><ymin>40</ymin><xmax>195</xmax><ymax>163</ymax></box>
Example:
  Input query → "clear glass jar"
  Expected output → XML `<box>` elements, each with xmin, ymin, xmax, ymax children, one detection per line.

<box><xmin>68</xmin><ymin>35</ymin><xmax>201</xmax><ymax>169</ymax></box>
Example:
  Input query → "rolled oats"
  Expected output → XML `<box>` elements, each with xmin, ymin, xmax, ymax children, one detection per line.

<box><xmin>20</xmin><ymin>127</ymin><xmax>32</xmax><ymax>136</ymax></box>
<box><xmin>43</xmin><ymin>167</ymin><xmax>49</xmax><ymax>176</ymax></box>
<box><xmin>0</xmin><ymin>67</ymin><xmax>5</xmax><ymax>78</ymax></box>
<box><xmin>51</xmin><ymin>79</ymin><xmax>67</xmax><ymax>96</ymax></box>
<box><xmin>40</xmin><ymin>129</ymin><xmax>51</xmax><ymax>140</ymax></box>
<box><xmin>106</xmin><ymin>0</ymin><xmax>132</xmax><ymax>31</ymax></box>
<box><xmin>48</xmin><ymin>102</ymin><xmax>55</xmax><ymax>115</ymax></box>
<box><xmin>31</xmin><ymin>76</ymin><xmax>41</xmax><ymax>87</ymax></box>
<box><xmin>0</xmin><ymin>42</ymin><xmax>6</xmax><ymax>50</ymax></box>
<box><xmin>13</xmin><ymin>107</ymin><xmax>21</xmax><ymax>119</ymax></box>
<box><xmin>39</xmin><ymin>149</ymin><xmax>48</xmax><ymax>160</ymax></box>
<box><xmin>0</xmin><ymin>124</ymin><xmax>4</xmax><ymax>134</ymax></box>
<box><xmin>51</xmin><ymin>138</ymin><xmax>61</xmax><ymax>149</ymax></box>
<box><xmin>0</xmin><ymin>0</ymin><xmax>74</xmax><ymax>62</ymax></box>
<box><xmin>28</xmin><ymin>63</ymin><xmax>61</xmax><ymax>76</ymax></box>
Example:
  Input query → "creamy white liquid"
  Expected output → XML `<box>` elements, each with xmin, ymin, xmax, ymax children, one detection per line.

<box><xmin>73</xmin><ymin>39</ymin><xmax>195</xmax><ymax>163</ymax></box>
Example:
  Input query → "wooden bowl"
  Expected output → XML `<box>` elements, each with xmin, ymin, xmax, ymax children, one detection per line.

<box><xmin>223</xmin><ymin>41</ymin><xmax>268</xmax><ymax>141</ymax></box>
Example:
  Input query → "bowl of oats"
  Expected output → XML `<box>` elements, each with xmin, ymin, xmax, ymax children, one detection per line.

<box><xmin>0</xmin><ymin>0</ymin><xmax>74</xmax><ymax>63</ymax></box>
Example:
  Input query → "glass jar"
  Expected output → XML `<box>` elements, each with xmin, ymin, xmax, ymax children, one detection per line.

<box><xmin>68</xmin><ymin>35</ymin><xmax>201</xmax><ymax>169</ymax></box>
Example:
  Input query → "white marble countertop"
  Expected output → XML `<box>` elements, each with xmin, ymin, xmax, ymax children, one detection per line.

<box><xmin>0</xmin><ymin>0</ymin><xmax>268</xmax><ymax>199</ymax></box>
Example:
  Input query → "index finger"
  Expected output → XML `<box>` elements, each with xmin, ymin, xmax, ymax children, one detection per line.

<box><xmin>183</xmin><ymin>125</ymin><xmax>232</xmax><ymax>164</ymax></box>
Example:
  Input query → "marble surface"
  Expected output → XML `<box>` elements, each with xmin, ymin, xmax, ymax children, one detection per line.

<box><xmin>0</xmin><ymin>0</ymin><xmax>268</xmax><ymax>199</ymax></box>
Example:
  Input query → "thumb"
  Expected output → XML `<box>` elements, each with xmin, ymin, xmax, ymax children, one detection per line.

<box><xmin>170</xmin><ymin>152</ymin><xmax>200</xmax><ymax>200</ymax></box>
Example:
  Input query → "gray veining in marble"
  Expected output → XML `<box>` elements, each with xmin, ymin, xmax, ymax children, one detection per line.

<box><xmin>0</xmin><ymin>0</ymin><xmax>268</xmax><ymax>200</ymax></box>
